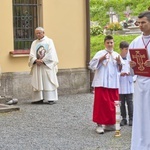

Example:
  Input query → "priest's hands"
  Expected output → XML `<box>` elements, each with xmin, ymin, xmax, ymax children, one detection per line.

<box><xmin>35</xmin><ymin>59</ymin><xmax>44</xmax><ymax>66</ymax></box>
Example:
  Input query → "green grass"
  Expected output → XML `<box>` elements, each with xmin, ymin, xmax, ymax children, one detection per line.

<box><xmin>90</xmin><ymin>34</ymin><xmax>138</xmax><ymax>58</ymax></box>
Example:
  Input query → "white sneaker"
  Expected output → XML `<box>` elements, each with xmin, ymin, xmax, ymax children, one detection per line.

<box><xmin>95</xmin><ymin>125</ymin><xmax>104</xmax><ymax>134</ymax></box>
<box><xmin>104</xmin><ymin>125</ymin><xmax>116</xmax><ymax>131</ymax></box>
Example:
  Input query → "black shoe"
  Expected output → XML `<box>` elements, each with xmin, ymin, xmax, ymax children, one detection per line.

<box><xmin>120</xmin><ymin>119</ymin><xmax>127</xmax><ymax>126</ymax></box>
<box><xmin>48</xmin><ymin>101</ymin><xmax>56</xmax><ymax>105</ymax></box>
<box><xmin>129</xmin><ymin>119</ymin><xmax>132</xmax><ymax>126</ymax></box>
<box><xmin>31</xmin><ymin>100</ymin><xmax>43</xmax><ymax>104</ymax></box>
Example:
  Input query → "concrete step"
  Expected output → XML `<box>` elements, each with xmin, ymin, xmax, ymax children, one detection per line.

<box><xmin>0</xmin><ymin>103</ymin><xmax>20</xmax><ymax>113</ymax></box>
<box><xmin>125</xmin><ymin>31</ymin><xmax>142</xmax><ymax>34</ymax></box>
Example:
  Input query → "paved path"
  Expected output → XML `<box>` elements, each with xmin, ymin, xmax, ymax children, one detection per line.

<box><xmin>0</xmin><ymin>93</ymin><xmax>131</xmax><ymax>150</ymax></box>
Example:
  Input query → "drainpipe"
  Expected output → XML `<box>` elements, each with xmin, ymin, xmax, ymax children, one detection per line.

<box><xmin>86</xmin><ymin>0</ymin><xmax>93</xmax><ymax>92</ymax></box>
<box><xmin>86</xmin><ymin>0</ymin><xmax>90</xmax><ymax>68</ymax></box>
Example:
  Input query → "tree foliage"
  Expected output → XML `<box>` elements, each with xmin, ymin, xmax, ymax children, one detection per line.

<box><xmin>90</xmin><ymin>34</ymin><xmax>138</xmax><ymax>58</ymax></box>
<box><xmin>90</xmin><ymin>0</ymin><xmax>150</xmax><ymax>27</ymax></box>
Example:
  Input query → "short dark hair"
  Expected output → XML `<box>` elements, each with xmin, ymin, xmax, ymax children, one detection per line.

<box><xmin>119</xmin><ymin>41</ymin><xmax>129</xmax><ymax>49</ymax></box>
<box><xmin>138</xmin><ymin>11</ymin><xmax>150</xmax><ymax>22</ymax></box>
<box><xmin>104</xmin><ymin>35</ymin><xmax>113</xmax><ymax>42</ymax></box>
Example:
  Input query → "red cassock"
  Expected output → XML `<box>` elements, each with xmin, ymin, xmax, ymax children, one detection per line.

<box><xmin>93</xmin><ymin>87</ymin><xmax>119</xmax><ymax>125</ymax></box>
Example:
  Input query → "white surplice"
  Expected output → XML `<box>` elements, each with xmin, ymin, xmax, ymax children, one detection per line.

<box><xmin>128</xmin><ymin>35</ymin><xmax>150</xmax><ymax>150</ymax></box>
<box><xmin>119</xmin><ymin>59</ymin><xmax>134</xmax><ymax>94</ymax></box>
<box><xmin>89</xmin><ymin>50</ymin><xmax>124</xmax><ymax>89</ymax></box>
<box><xmin>28</xmin><ymin>36</ymin><xmax>59</xmax><ymax>102</ymax></box>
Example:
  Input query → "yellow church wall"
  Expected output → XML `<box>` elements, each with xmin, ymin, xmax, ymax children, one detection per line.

<box><xmin>0</xmin><ymin>0</ymin><xmax>30</xmax><ymax>73</ymax></box>
<box><xmin>0</xmin><ymin>0</ymin><xmax>87</xmax><ymax>73</ymax></box>
<box><xmin>43</xmin><ymin>0</ymin><xmax>87</xmax><ymax>69</ymax></box>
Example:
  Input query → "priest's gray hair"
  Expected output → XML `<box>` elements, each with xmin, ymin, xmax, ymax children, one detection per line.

<box><xmin>35</xmin><ymin>27</ymin><xmax>44</xmax><ymax>32</ymax></box>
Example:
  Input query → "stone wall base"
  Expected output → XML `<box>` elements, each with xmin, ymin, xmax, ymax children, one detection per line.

<box><xmin>0</xmin><ymin>68</ymin><xmax>90</xmax><ymax>103</ymax></box>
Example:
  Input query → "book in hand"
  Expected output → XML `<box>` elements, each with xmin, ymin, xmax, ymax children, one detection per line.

<box><xmin>129</xmin><ymin>48</ymin><xmax>150</xmax><ymax>77</ymax></box>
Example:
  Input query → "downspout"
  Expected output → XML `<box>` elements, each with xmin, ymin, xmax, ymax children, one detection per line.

<box><xmin>86</xmin><ymin>0</ymin><xmax>90</xmax><ymax>68</ymax></box>
<box><xmin>86</xmin><ymin>0</ymin><xmax>93</xmax><ymax>92</ymax></box>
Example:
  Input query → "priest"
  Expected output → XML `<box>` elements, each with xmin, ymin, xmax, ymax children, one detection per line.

<box><xmin>28</xmin><ymin>27</ymin><xmax>59</xmax><ymax>105</ymax></box>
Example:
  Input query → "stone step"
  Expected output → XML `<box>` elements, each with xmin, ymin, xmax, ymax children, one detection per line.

<box><xmin>125</xmin><ymin>31</ymin><xmax>142</xmax><ymax>35</ymax></box>
<box><xmin>0</xmin><ymin>104</ymin><xmax>20</xmax><ymax>113</ymax></box>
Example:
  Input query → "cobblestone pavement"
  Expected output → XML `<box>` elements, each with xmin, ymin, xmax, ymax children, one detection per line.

<box><xmin>0</xmin><ymin>93</ymin><xmax>131</xmax><ymax>150</ymax></box>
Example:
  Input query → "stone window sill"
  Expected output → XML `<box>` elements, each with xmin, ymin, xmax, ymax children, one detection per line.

<box><xmin>9</xmin><ymin>50</ymin><xmax>30</xmax><ymax>57</ymax></box>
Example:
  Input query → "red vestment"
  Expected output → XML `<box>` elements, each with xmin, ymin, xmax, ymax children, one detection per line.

<box><xmin>93</xmin><ymin>87</ymin><xmax>119</xmax><ymax>125</ymax></box>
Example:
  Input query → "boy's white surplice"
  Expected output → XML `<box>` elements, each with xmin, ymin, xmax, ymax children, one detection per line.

<box><xmin>89</xmin><ymin>50</ymin><xmax>124</xmax><ymax>89</ymax></box>
<box><xmin>28</xmin><ymin>36</ymin><xmax>59</xmax><ymax>102</ymax></box>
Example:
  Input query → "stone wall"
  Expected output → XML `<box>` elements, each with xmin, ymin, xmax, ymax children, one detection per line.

<box><xmin>0</xmin><ymin>68</ymin><xmax>90</xmax><ymax>103</ymax></box>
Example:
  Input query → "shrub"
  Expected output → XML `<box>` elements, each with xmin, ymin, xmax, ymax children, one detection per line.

<box><xmin>107</xmin><ymin>22</ymin><xmax>123</xmax><ymax>31</ymax></box>
<box><xmin>90</xmin><ymin>25</ymin><xmax>103</xmax><ymax>36</ymax></box>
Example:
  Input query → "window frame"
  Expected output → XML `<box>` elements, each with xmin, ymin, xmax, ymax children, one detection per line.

<box><xmin>10</xmin><ymin>0</ymin><xmax>42</xmax><ymax>57</ymax></box>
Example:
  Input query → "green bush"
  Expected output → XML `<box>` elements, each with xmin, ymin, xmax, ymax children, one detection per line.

<box><xmin>107</xmin><ymin>22</ymin><xmax>123</xmax><ymax>31</ymax></box>
<box><xmin>90</xmin><ymin>25</ymin><xmax>103</xmax><ymax>36</ymax></box>
<box><xmin>90</xmin><ymin>0</ymin><xmax>150</xmax><ymax>28</ymax></box>
<box><xmin>90</xmin><ymin>34</ymin><xmax>138</xmax><ymax>58</ymax></box>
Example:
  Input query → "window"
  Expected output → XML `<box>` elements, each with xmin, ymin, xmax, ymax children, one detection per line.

<box><xmin>13</xmin><ymin>0</ymin><xmax>42</xmax><ymax>51</ymax></box>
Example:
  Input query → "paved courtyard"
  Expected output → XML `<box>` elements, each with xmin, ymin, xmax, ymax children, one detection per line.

<box><xmin>0</xmin><ymin>93</ymin><xmax>131</xmax><ymax>150</ymax></box>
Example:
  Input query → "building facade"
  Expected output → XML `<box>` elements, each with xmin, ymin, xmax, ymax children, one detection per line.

<box><xmin>0</xmin><ymin>0</ymin><xmax>90</xmax><ymax>101</ymax></box>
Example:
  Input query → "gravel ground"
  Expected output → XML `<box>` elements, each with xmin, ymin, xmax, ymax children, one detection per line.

<box><xmin>0</xmin><ymin>93</ymin><xmax>132</xmax><ymax>150</ymax></box>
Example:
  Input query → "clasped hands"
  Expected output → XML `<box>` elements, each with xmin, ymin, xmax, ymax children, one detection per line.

<box><xmin>130</xmin><ymin>60</ymin><xmax>150</xmax><ymax>68</ymax></box>
<box><xmin>100</xmin><ymin>53</ymin><xmax>121</xmax><ymax>65</ymax></box>
<box><xmin>35</xmin><ymin>59</ymin><xmax>44</xmax><ymax>66</ymax></box>
<box><xmin>120</xmin><ymin>72</ymin><xmax>130</xmax><ymax>76</ymax></box>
